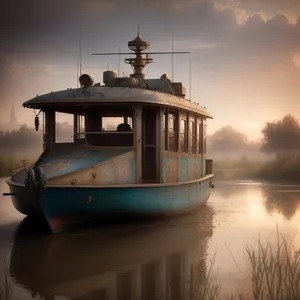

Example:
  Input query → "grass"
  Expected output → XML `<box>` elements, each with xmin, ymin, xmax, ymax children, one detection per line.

<box><xmin>0</xmin><ymin>256</ymin><xmax>13</xmax><ymax>300</ymax></box>
<box><xmin>245</xmin><ymin>229</ymin><xmax>300</xmax><ymax>300</ymax></box>
<box><xmin>191</xmin><ymin>253</ymin><xmax>221</xmax><ymax>300</ymax></box>
<box><xmin>191</xmin><ymin>227</ymin><xmax>300</xmax><ymax>300</ymax></box>
<box><xmin>0</xmin><ymin>275</ymin><xmax>13</xmax><ymax>300</ymax></box>
<box><xmin>212</xmin><ymin>158</ymin><xmax>265</xmax><ymax>180</ymax></box>
<box><xmin>212</xmin><ymin>155</ymin><xmax>300</xmax><ymax>182</ymax></box>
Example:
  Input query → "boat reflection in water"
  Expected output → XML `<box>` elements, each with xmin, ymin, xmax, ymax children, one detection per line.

<box><xmin>9</xmin><ymin>206</ymin><xmax>213</xmax><ymax>300</ymax></box>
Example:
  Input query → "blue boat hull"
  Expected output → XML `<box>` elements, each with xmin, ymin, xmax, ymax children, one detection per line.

<box><xmin>7</xmin><ymin>176</ymin><xmax>213</xmax><ymax>233</ymax></box>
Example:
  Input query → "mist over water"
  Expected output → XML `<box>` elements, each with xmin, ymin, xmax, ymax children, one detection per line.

<box><xmin>1</xmin><ymin>178</ymin><xmax>300</xmax><ymax>299</ymax></box>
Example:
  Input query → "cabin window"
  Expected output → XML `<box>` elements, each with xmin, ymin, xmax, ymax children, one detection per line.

<box><xmin>168</xmin><ymin>112</ymin><xmax>178</xmax><ymax>152</ymax></box>
<box><xmin>55</xmin><ymin>112</ymin><xmax>74</xmax><ymax>143</ymax></box>
<box><xmin>85</xmin><ymin>106</ymin><xmax>134</xmax><ymax>147</ymax></box>
<box><xmin>197</xmin><ymin>119</ymin><xmax>203</xmax><ymax>154</ymax></box>
<box><xmin>180</xmin><ymin>118</ymin><xmax>187</xmax><ymax>152</ymax></box>
<box><xmin>189</xmin><ymin>120</ymin><xmax>196</xmax><ymax>154</ymax></box>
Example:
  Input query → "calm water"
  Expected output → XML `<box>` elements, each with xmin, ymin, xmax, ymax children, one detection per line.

<box><xmin>0</xmin><ymin>178</ymin><xmax>300</xmax><ymax>299</ymax></box>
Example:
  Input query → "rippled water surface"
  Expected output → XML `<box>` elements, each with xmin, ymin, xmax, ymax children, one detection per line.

<box><xmin>0</xmin><ymin>178</ymin><xmax>300</xmax><ymax>299</ymax></box>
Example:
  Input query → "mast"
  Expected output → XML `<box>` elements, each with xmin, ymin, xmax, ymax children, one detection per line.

<box><xmin>125</xmin><ymin>30</ymin><xmax>152</xmax><ymax>79</ymax></box>
<box><xmin>91</xmin><ymin>32</ymin><xmax>190</xmax><ymax>80</ymax></box>
<box><xmin>79</xmin><ymin>22</ymin><xmax>82</xmax><ymax>76</ymax></box>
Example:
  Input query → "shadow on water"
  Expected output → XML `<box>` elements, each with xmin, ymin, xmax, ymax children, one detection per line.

<box><xmin>262</xmin><ymin>186</ymin><xmax>300</xmax><ymax>220</ymax></box>
<box><xmin>9</xmin><ymin>206</ymin><xmax>215</xmax><ymax>300</ymax></box>
<box><xmin>13</xmin><ymin>216</ymin><xmax>52</xmax><ymax>238</ymax></box>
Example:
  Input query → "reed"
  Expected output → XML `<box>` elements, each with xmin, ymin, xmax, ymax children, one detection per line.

<box><xmin>193</xmin><ymin>228</ymin><xmax>300</xmax><ymax>300</ymax></box>
<box><xmin>245</xmin><ymin>229</ymin><xmax>300</xmax><ymax>300</ymax></box>
<box><xmin>0</xmin><ymin>257</ymin><xmax>13</xmax><ymax>300</ymax></box>
<box><xmin>192</xmin><ymin>253</ymin><xmax>221</xmax><ymax>300</ymax></box>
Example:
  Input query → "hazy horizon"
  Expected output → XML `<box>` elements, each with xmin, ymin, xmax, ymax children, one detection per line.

<box><xmin>0</xmin><ymin>0</ymin><xmax>299</xmax><ymax>142</ymax></box>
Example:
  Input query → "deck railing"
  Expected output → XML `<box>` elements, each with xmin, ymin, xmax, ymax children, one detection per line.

<box><xmin>10</xmin><ymin>160</ymin><xmax>27</xmax><ymax>176</ymax></box>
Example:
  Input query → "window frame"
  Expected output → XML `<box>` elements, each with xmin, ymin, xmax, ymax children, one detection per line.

<box><xmin>168</xmin><ymin>110</ymin><xmax>179</xmax><ymax>152</ymax></box>
<box><xmin>197</xmin><ymin>117</ymin><xmax>204</xmax><ymax>155</ymax></box>
<box><xmin>55</xmin><ymin>112</ymin><xmax>75</xmax><ymax>144</ymax></box>
<box><xmin>179</xmin><ymin>113</ymin><xmax>188</xmax><ymax>153</ymax></box>
<box><xmin>189</xmin><ymin>116</ymin><xmax>196</xmax><ymax>154</ymax></box>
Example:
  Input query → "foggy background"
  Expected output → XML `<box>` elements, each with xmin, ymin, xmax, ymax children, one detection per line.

<box><xmin>0</xmin><ymin>0</ymin><xmax>299</xmax><ymax>180</ymax></box>
<box><xmin>0</xmin><ymin>0</ymin><xmax>299</xmax><ymax>140</ymax></box>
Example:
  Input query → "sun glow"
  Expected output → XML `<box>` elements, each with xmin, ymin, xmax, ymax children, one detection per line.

<box><xmin>293</xmin><ymin>54</ymin><xmax>300</xmax><ymax>68</ymax></box>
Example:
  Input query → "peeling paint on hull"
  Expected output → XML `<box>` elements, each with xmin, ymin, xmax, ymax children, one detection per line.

<box><xmin>7</xmin><ymin>176</ymin><xmax>213</xmax><ymax>233</ymax></box>
<box><xmin>43</xmin><ymin>178</ymin><xmax>212</xmax><ymax>232</ymax></box>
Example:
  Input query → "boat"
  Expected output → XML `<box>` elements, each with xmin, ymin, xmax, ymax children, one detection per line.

<box><xmin>4</xmin><ymin>32</ymin><xmax>214</xmax><ymax>233</ymax></box>
<box><xmin>9</xmin><ymin>206</ymin><xmax>213</xmax><ymax>299</ymax></box>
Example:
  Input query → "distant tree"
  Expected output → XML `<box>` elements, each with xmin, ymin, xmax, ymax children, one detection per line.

<box><xmin>0</xmin><ymin>122</ymin><xmax>75</xmax><ymax>152</ymax></box>
<box><xmin>207</xmin><ymin>126</ymin><xmax>249</xmax><ymax>153</ymax></box>
<box><xmin>0</xmin><ymin>124</ymin><xmax>42</xmax><ymax>150</ymax></box>
<box><xmin>261</xmin><ymin>115</ymin><xmax>300</xmax><ymax>157</ymax></box>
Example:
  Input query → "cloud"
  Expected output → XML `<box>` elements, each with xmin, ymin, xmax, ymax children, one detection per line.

<box><xmin>217</xmin><ymin>0</ymin><xmax>300</xmax><ymax>22</ymax></box>
<box><xmin>0</xmin><ymin>0</ymin><xmax>300</xmax><ymax>138</ymax></box>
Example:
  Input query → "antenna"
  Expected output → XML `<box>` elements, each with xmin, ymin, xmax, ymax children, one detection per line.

<box><xmin>79</xmin><ymin>19</ymin><xmax>83</xmax><ymax>76</ymax></box>
<box><xmin>172</xmin><ymin>32</ymin><xmax>174</xmax><ymax>82</ymax></box>
<box><xmin>189</xmin><ymin>53</ymin><xmax>192</xmax><ymax>101</ymax></box>
<box><xmin>92</xmin><ymin>51</ymin><xmax>189</xmax><ymax>55</ymax></box>
<box><xmin>118</xmin><ymin>46</ymin><xmax>121</xmax><ymax>75</ymax></box>
<box><xmin>76</xmin><ymin>56</ymin><xmax>79</xmax><ymax>88</ymax></box>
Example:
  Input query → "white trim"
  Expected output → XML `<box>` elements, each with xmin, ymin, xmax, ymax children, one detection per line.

<box><xmin>45</xmin><ymin>174</ymin><xmax>214</xmax><ymax>189</ymax></box>
<box><xmin>23</xmin><ymin>87</ymin><xmax>213</xmax><ymax>118</ymax></box>
<box><xmin>6</xmin><ymin>179</ymin><xmax>26</xmax><ymax>187</ymax></box>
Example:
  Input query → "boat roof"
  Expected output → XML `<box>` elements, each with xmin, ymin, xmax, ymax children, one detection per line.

<box><xmin>23</xmin><ymin>86</ymin><xmax>213</xmax><ymax>119</ymax></box>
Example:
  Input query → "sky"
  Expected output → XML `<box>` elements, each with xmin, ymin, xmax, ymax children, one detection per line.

<box><xmin>0</xmin><ymin>0</ymin><xmax>299</xmax><ymax>141</ymax></box>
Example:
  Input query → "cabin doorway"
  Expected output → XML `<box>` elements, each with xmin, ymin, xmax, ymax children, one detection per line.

<box><xmin>142</xmin><ymin>106</ymin><xmax>160</xmax><ymax>183</ymax></box>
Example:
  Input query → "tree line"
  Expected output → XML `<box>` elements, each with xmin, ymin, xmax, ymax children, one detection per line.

<box><xmin>207</xmin><ymin>114</ymin><xmax>300</xmax><ymax>159</ymax></box>
<box><xmin>208</xmin><ymin>114</ymin><xmax>300</xmax><ymax>182</ymax></box>
<box><xmin>1</xmin><ymin>114</ymin><xmax>299</xmax><ymax>157</ymax></box>
<box><xmin>0</xmin><ymin>122</ymin><xmax>73</xmax><ymax>154</ymax></box>
<box><xmin>0</xmin><ymin>115</ymin><xmax>299</xmax><ymax>180</ymax></box>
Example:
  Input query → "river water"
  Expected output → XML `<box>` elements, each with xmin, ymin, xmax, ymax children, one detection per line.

<box><xmin>0</xmin><ymin>177</ymin><xmax>300</xmax><ymax>299</ymax></box>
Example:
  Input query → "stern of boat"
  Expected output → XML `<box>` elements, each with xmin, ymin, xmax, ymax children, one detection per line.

<box><xmin>6</xmin><ymin>167</ymin><xmax>45</xmax><ymax>217</ymax></box>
